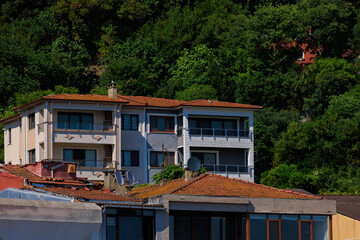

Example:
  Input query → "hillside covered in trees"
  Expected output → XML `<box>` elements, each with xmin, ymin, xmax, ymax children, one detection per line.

<box><xmin>0</xmin><ymin>0</ymin><xmax>359</xmax><ymax>194</ymax></box>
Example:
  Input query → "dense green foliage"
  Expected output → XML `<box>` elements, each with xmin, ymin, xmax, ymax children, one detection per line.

<box><xmin>152</xmin><ymin>165</ymin><xmax>185</xmax><ymax>184</ymax></box>
<box><xmin>0</xmin><ymin>0</ymin><xmax>359</xmax><ymax>194</ymax></box>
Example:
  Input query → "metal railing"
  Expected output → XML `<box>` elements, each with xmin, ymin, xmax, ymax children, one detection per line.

<box><xmin>178</xmin><ymin>127</ymin><xmax>251</xmax><ymax>138</ymax></box>
<box><xmin>53</xmin><ymin>122</ymin><xmax>115</xmax><ymax>132</ymax></box>
<box><xmin>202</xmin><ymin>164</ymin><xmax>253</xmax><ymax>174</ymax></box>
<box><xmin>49</xmin><ymin>158</ymin><xmax>114</xmax><ymax>169</ymax></box>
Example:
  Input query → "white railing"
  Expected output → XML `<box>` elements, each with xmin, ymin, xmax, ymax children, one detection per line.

<box><xmin>179</xmin><ymin>127</ymin><xmax>252</xmax><ymax>138</ymax></box>
<box><xmin>38</xmin><ymin>121</ymin><xmax>116</xmax><ymax>132</ymax></box>
<box><xmin>202</xmin><ymin>164</ymin><xmax>253</xmax><ymax>174</ymax></box>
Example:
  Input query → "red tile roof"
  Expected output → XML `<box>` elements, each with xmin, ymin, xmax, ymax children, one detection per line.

<box><xmin>0</xmin><ymin>171</ymin><xmax>24</xmax><ymax>191</ymax></box>
<box><xmin>2</xmin><ymin>165</ymin><xmax>87</xmax><ymax>186</ymax></box>
<box><xmin>181</xmin><ymin>99</ymin><xmax>262</xmax><ymax>109</ymax></box>
<box><xmin>14</xmin><ymin>94</ymin><xmax>129</xmax><ymax>110</ymax></box>
<box><xmin>0</xmin><ymin>113</ymin><xmax>21</xmax><ymax>124</ymax></box>
<box><xmin>38</xmin><ymin>187</ymin><xmax>141</xmax><ymax>202</ymax></box>
<box><xmin>128</xmin><ymin>173</ymin><xmax>322</xmax><ymax>200</ymax></box>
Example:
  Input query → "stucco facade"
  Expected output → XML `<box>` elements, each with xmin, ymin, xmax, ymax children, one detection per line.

<box><xmin>1</xmin><ymin>87</ymin><xmax>261</xmax><ymax>184</ymax></box>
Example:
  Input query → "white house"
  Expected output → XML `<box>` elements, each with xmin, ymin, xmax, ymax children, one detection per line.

<box><xmin>0</xmin><ymin>83</ymin><xmax>262</xmax><ymax>183</ymax></box>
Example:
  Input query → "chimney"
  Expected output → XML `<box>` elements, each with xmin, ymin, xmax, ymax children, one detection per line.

<box><xmin>108</xmin><ymin>81</ymin><xmax>118</xmax><ymax>99</ymax></box>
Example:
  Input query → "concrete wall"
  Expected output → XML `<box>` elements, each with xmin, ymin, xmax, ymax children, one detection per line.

<box><xmin>3</xmin><ymin>120</ymin><xmax>21</xmax><ymax>165</ymax></box>
<box><xmin>332</xmin><ymin>213</ymin><xmax>360</xmax><ymax>240</ymax></box>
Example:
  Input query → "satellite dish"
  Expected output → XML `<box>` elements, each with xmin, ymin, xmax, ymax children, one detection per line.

<box><xmin>187</xmin><ymin>157</ymin><xmax>201</xmax><ymax>172</ymax></box>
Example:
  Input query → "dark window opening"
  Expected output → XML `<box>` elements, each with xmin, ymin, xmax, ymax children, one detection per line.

<box><xmin>122</xmin><ymin>114</ymin><xmax>138</xmax><ymax>130</ymax></box>
<box><xmin>63</xmin><ymin>149</ymin><xmax>97</xmax><ymax>167</ymax></box>
<box><xmin>28</xmin><ymin>149</ymin><xmax>35</xmax><ymax>163</ymax></box>
<box><xmin>150</xmin><ymin>151</ymin><xmax>174</xmax><ymax>168</ymax></box>
<box><xmin>29</xmin><ymin>113</ymin><xmax>35</xmax><ymax>130</ymax></box>
<box><xmin>150</xmin><ymin>116</ymin><xmax>174</xmax><ymax>133</ymax></box>
<box><xmin>57</xmin><ymin>112</ymin><xmax>94</xmax><ymax>130</ymax></box>
<box><xmin>121</xmin><ymin>151</ymin><xmax>139</xmax><ymax>166</ymax></box>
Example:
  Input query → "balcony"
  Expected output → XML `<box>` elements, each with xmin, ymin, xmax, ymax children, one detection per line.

<box><xmin>202</xmin><ymin>164</ymin><xmax>254</xmax><ymax>180</ymax></box>
<box><xmin>49</xmin><ymin>122</ymin><xmax>116</xmax><ymax>144</ymax></box>
<box><xmin>49</xmin><ymin>158</ymin><xmax>114</xmax><ymax>170</ymax></box>
<box><xmin>179</xmin><ymin>127</ymin><xmax>253</xmax><ymax>148</ymax></box>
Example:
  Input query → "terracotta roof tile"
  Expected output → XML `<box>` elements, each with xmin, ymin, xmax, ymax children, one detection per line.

<box><xmin>2</xmin><ymin>165</ymin><xmax>86</xmax><ymax>186</ymax></box>
<box><xmin>118</xmin><ymin>95</ymin><xmax>185</xmax><ymax>108</ymax></box>
<box><xmin>14</xmin><ymin>94</ymin><xmax>128</xmax><ymax>110</ymax></box>
<box><xmin>0</xmin><ymin>171</ymin><xmax>24</xmax><ymax>191</ymax></box>
<box><xmin>37</xmin><ymin>187</ymin><xmax>141</xmax><ymax>202</ymax></box>
<box><xmin>181</xmin><ymin>99</ymin><xmax>262</xmax><ymax>109</ymax></box>
<box><xmin>129</xmin><ymin>173</ymin><xmax>322</xmax><ymax>200</ymax></box>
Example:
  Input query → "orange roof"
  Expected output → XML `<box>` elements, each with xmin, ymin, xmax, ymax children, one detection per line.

<box><xmin>2</xmin><ymin>165</ymin><xmax>86</xmax><ymax>186</ymax></box>
<box><xmin>0</xmin><ymin>171</ymin><xmax>24</xmax><ymax>191</ymax></box>
<box><xmin>181</xmin><ymin>99</ymin><xmax>262</xmax><ymax>109</ymax></box>
<box><xmin>128</xmin><ymin>173</ymin><xmax>322</xmax><ymax>200</ymax></box>
<box><xmin>38</xmin><ymin>187</ymin><xmax>140</xmax><ymax>202</ymax></box>
<box><xmin>0</xmin><ymin>113</ymin><xmax>21</xmax><ymax>124</ymax></box>
<box><xmin>14</xmin><ymin>94</ymin><xmax>129</xmax><ymax>110</ymax></box>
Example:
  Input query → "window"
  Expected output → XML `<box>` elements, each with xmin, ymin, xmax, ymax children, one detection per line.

<box><xmin>29</xmin><ymin>113</ymin><xmax>35</xmax><ymax>130</ymax></box>
<box><xmin>106</xmin><ymin>208</ymin><xmax>155</xmax><ymax>240</ymax></box>
<box><xmin>121</xmin><ymin>151</ymin><xmax>139</xmax><ymax>166</ymax></box>
<box><xmin>122</xmin><ymin>114</ymin><xmax>138</xmax><ymax>130</ymax></box>
<box><xmin>188</xmin><ymin>118</ymin><xmax>237</xmax><ymax>136</ymax></box>
<box><xmin>150</xmin><ymin>116</ymin><xmax>174</xmax><ymax>133</ymax></box>
<box><xmin>191</xmin><ymin>152</ymin><xmax>216</xmax><ymax>165</ymax></box>
<box><xmin>249</xmin><ymin>214</ymin><xmax>328</xmax><ymax>240</ymax></box>
<box><xmin>150</xmin><ymin>151</ymin><xmax>174</xmax><ymax>168</ymax></box>
<box><xmin>57</xmin><ymin>112</ymin><xmax>93</xmax><ymax>130</ymax></box>
<box><xmin>28</xmin><ymin>149</ymin><xmax>35</xmax><ymax>163</ymax></box>
<box><xmin>170</xmin><ymin>213</ymin><xmax>245</xmax><ymax>240</ymax></box>
<box><xmin>8</xmin><ymin>128</ymin><xmax>11</xmax><ymax>145</ymax></box>
<box><xmin>63</xmin><ymin>149</ymin><xmax>97</xmax><ymax>167</ymax></box>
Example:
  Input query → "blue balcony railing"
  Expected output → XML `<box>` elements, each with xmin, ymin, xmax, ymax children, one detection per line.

<box><xmin>179</xmin><ymin>127</ymin><xmax>251</xmax><ymax>137</ymax></box>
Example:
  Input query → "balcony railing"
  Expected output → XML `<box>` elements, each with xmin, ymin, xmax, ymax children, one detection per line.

<box><xmin>202</xmin><ymin>164</ymin><xmax>253</xmax><ymax>174</ymax></box>
<box><xmin>52</xmin><ymin>122</ymin><xmax>115</xmax><ymax>132</ymax></box>
<box><xmin>49</xmin><ymin>158</ymin><xmax>114</xmax><ymax>169</ymax></box>
<box><xmin>178</xmin><ymin>127</ymin><xmax>251</xmax><ymax>138</ymax></box>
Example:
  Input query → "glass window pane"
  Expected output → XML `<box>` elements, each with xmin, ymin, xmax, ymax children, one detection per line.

<box><xmin>158</xmin><ymin>117</ymin><xmax>165</xmax><ymax>131</ymax></box>
<box><xmin>170</xmin><ymin>216</ymin><xmax>174</xmax><ymax>240</ymax></box>
<box><xmin>211</xmin><ymin>217</ymin><xmax>221</xmax><ymax>240</ymax></box>
<box><xmin>269</xmin><ymin>221</ymin><xmax>280</xmax><ymax>240</ymax></box>
<box><xmin>58</xmin><ymin>113</ymin><xmax>68</xmax><ymax>129</ymax></box>
<box><xmin>131</xmin><ymin>115</ymin><xmax>138</xmax><ymax>130</ymax></box>
<box><xmin>131</xmin><ymin>151</ymin><xmax>139</xmax><ymax>166</ymax></box>
<box><xmin>300</xmin><ymin>215</ymin><xmax>311</xmax><ymax>220</ymax></box>
<box><xmin>106</xmin><ymin>216</ymin><xmax>116</xmax><ymax>240</ymax></box>
<box><xmin>301</xmin><ymin>222</ymin><xmax>311</xmax><ymax>240</ymax></box>
<box><xmin>167</xmin><ymin>117</ymin><xmax>174</xmax><ymax>132</ymax></box>
<box><xmin>70</xmin><ymin>114</ymin><xmax>80</xmax><ymax>129</ymax></box>
<box><xmin>194</xmin><ymin>216</ymin><xmax>209</xmax><ymax>240</ymax></box>
<box><xmin>64</xmin><ymin>149</ymin><xmax>73</xmax><ymax>162</ymax></box>
<box><xmin>81</xmin><ymin>114</ymin><xmax>93</xmax><ymax>130</ymax></box>
<box><xmin>211</xmin><ymin>120</ymin><xmax>222</xmax><ymax>129</ymax></box>
<box><xmin>123</xmin><ymin>115</ymin><xmax>131</xmax><ymax>130</ymax></box>
<box><xmin>85</xmin><ymin>150</ymin><xmax>96</xmax><ymax>167</ymax></box>
<box><xmin>150</xmin><ymin>152</ymin><xmax>157</xmax><ymax>167</ymax></box>
<box><xmin>157</xmin><ymin>153</ymin><xmax>164</xmax><ymax>167</ymax></box>
<box><xmin>281</xmin><ymin>215</ymin><xmax>299</xmax><ymax>240</ymax></box>
<box><xmin>189</xmin><ymin>119</ymin><xmax>197</xmax><ymax>129</ymax></box>
<box><xmin>150</xmin><ymin>116</ymin><xmax>157</xmax><ymax>131</ymax></box>
<box><xmin>167</xmin><ymin>153</ymin><xmax>174</xmax><ymax>165</ymax></box>
<box><xmin>269</xmin><ymin>215</ymin><xmax>280</xmax><ymax>220</ymax></box>
<box><xmin>124</xmin><ymin>151</ymin><xmax>131</xmax><ymax>166</ymax></box>
<box><xmin>224</xmin><ymin>120</ymin><xmax>235</xmax><ymax>129</ymax></box>
<box><xmin>175</xmin><ymin>216</ymin><xmax>191</xmax><ymax>240</ymax></box>
<box><xmin>313</xmin><ymin>216</ymin><xmax>328</xmax><ymax>240</ymax></box>
<box><xmin>118</xmin><ymin>216</ymin><xmax>142</xmax><ymax>240</ymax></box>
<box><xmin>250</xmin><ymin>214</ymin><xmax>267</xmax><ymax>240</ymax></box>
<box><xmin>204</xmin><ymin>153</ymin><xmax>216</xmax><ymax>165</ymax></box>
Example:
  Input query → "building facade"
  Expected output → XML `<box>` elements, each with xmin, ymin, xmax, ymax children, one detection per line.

<box><xmin>0</xmin><ymin>84</ymin><xmax>262</xmax><ymax>183</ymax></box>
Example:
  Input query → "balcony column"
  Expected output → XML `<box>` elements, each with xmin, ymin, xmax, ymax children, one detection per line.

<box><xmin>182</xmin><ymin>113</ymin><xmax>190</xmax><ymax>166</ymax></box>
<box><xmin>113</xmin><ymin>104</ymin><xmax>121</xmax><ymax>170</ymax></box>
<box><xmin>44</xmin><ymin>102</ymin><xmax>48</xmax><ymax>160</ymax></box>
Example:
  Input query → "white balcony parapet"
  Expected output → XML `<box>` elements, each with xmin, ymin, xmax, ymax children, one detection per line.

<box><xmin>202</xmin><ymin>164</ymin><xmax>254</xmax><ymax>179</ymax></box>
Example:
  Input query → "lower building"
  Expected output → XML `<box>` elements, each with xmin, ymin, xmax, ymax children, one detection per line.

<box><xmin>0</xmin><ymin>162</ymin><xmax>336</xmax><ymax>240</ymax></box>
